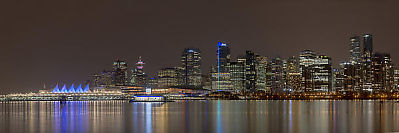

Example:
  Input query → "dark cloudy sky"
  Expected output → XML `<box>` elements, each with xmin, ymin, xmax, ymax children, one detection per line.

<box><xmin>1</xmin><ymin>0</ymin><xmax>399</xmax><ymax>94</ymax></box>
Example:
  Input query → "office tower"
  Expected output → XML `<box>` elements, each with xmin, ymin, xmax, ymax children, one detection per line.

<box><xmin>286</xmin><ymin>56</ymin><xmax>301</xmax><ymax>92</ymax></box>
<box><xmin>349</xmin><ymin>36</ymin><xmax>361</xmax><ymax>64</ymax></box>
<box><xmin>212</xmin><ymin>42</ymin><xmax>232</xmax><ymax>91</ymax></box>
<box><xmin>146</xmin><ymin>77</ymin><xmax>158</xmax><ymax>88</ymax></box>
<box><xmin>271</xmin><ymin>57</ymin><xmax>285</xmax><ymax>93</ymax></box>
<box><xmin>255</xmin><ymin>56</ymin><xmax>267</xmax><ymax>92</ymax></box>
<box><xmin>181</xmin><ymin>48</ymin><xmax>202</xmax><ymax>87</ymax></box>
<box><xmin>217</xmin><ymin>42</ymin><xmax>231</xmax><ymax>73</ymax></box>
<box><xmin>299</xmin><ymin>50</ymin><xmax>316</xmax><ymax>92</ymax></box>
<box><xmin>394</xmin><ymin>69</ymin><xmax>399</xmax><ymax>91</ymax></box>
<box><xmin>112</xmin><ymin>59</ymin><xmax>128</xmax><ymax>86</ymax></box>
<box><xmin>229</xmin><ymin>57</ymin><xmax>246</xmax><ymax>92</ymax></box>
<box><xmin>245</xmin><ymin>51</ymin><xmax>257</xmax><ymax>91</ymax></box>
<box><xmin>372</xmin><ymin>53</ymin><xmax>394</xmax><ymax>92</ymax></box>
<box><xmin>312</xmin><ymin>55</ymin><xmax>333</xmax><ymax>92</ymax></box>
<box><xmin>334</xmin><ymin>67</ymin><xmax>345</xmax><ymax>92</ymax></box>
<box><xmin>342</xmin><ymin>62</ymin><xmax>363</xmax><ymax>92</ymax></box>
<box><xmin>158</xmin><ymin>67</ymin><xmax>181</xmax><ymax>88</ymax></box>
<box><xmin>92</xmin><ymin>70</ymin><xmax>113</xmax><ymax>88</ymax></box>
<box><xmin>131</xmin><ymin>56</ymin><xmax>147</xmax><ymax>86</ymax></box>
<box><xmin>363</xmin><ymin>34</ymin><xmax>373</xmax><ymax>91</ymax></box>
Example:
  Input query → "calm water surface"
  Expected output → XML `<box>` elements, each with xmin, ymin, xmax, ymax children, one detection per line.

<box><xmin>1</xmin><ymin>100</ymin><xmax>399</xmax><ymax>133</ymax></box>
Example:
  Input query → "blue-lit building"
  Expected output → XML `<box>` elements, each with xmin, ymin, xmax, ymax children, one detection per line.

<box><xmin>52</xmin><ymin>84</ymin><xmax>90</xmax><ymax>93</ymax></box>
<box><xmin>212</xmin><ymin>42</ymin><xmax>232</xmax><ymax>91</ymax></box>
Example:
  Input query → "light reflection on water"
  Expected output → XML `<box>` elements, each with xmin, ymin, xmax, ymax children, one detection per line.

<box><xmin>1</xmin><ymin>100</ymin><xmax>399</xmax><ymax>133</ymax></box>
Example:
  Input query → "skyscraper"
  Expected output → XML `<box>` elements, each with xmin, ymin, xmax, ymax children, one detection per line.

<box><xmin>229</xmin><ymin>57</ymin><xmax>246</xmax><ymax>92</ymax></box>
<box><xmin>112</xmin><ymin>59</ymin><xmax>128</xmax><ymax>86</ymax></box>
<box><xmin>181</xmin><ymin>48</ymin><xmax>202</xmax><ymax>87</ymax></box>
<box><xmin>271</xmin><ymin>57</ymin><xmax>285</xmax><ymax>93</ymax></box>
<box><xmin>313</xmin><ymin>55</ymin><xmax>333</xmax><ymax>92</ymax></box>
<box><xmin>217</xmin><ymin>42</ymin><xmax>231</xmax><ymax>73</ymax></box>
<box><xmin>286</xmin><ymin>56</ymin><xmax>301</xmax><ymax>92</ymax></box>
<box><xmin>349</xmin><ymin>36</ymin><xmax>361</xmax><ymax>64</ymax></box>
<box><xmin>299</xmin><ymin>50</ymin><xmax>316</xmax><ymax>92</ymax></box>
<box><xmin>372</xmin><ymin>53</ymin><xmax>394</xmax><ymax>92</ymax></box>
<box><xmin>212</xmin><ymin>42</ymin><xmax>232</xmax><ymax>91</ymax></box>
<box><xmin>363</xmin><ymin>34</ymin><xmax>373</xmax><ymax>91</ymax></box>
<box><xmin>158</xmin><ymin>67</ymin><xmax>181</xmax><ymax>88</ymax></box>
<box><xmin>245</xmin><ymin>50</ymin><xmax>257</xmax><ymax>91</ymax></box>
<box><xmin>363</xmin><ymin>34</ymin><xmax>373</xmax><ymax>58</ymax></box>
<box><xmin>131</xmin><ymin>56</ymin><xmax>147</xmax><ymax>87</ymax></box>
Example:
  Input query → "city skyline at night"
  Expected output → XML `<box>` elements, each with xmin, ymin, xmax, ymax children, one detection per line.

<box><xmin>2</xmin><ymin>0</ymin><xmax>399</xmax><ymax>95</ymax></box>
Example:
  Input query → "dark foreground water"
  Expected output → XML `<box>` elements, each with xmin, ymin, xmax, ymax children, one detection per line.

<box><xmin>1</xmin><ymin>100</ymin><xmax>399</xmax><ymax>133</ymax></box>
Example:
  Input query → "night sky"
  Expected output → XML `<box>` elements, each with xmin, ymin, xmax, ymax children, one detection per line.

<box><xmin>1</xmin><ymin>0</ymin><xmax>399</xmax><ymax>94</ymax></box>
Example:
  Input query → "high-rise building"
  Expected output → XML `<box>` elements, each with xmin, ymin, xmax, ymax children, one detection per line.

<box><xmin>131</xmin><ymin>56</ymin><xmax>147</xmax><ymax>87</ymax></box>
<box><xmin>349</xmin><ymin>36</ymin><xmax>361</xmax><ymax>64</ymax></box>
<box><xmin>363</xmin><ymin>34</ymin><xmax>373</xmax><ymax>91</ymax></box>
<box><xmin>92</xmin><ymin>70</ymin><xmax>113</xmax><ymax>88</ymax></box>
<box><xmin>342</xmin><ymin>62</ymin><xmax>363</xmax><ymax>92</ymax></box>
<box><xmin>286</xmin><ymin>56</ymin><xmax>301</xmax><ymax>92</ymax></box>
<box><xmin>158</xmin><ymin>67</ymin><xmax>181</xmax><ymax>88</ymax></box>
<box><xmin>394</xmin><ymin>69</ymin><xmax>399</xmax><ymax>91</ymax></box>
<box><xmin>181</xmin><ymin>48</ymin><xmax>202</xmax><ymax>87</ymax></box>
<box><xmin>229</xmin><ymin>57</ymin><xmax>246</xmax><ymax>92</ymax></box>
<box><xmin>299</xmin><ymin>50</ymin><xmax>316</xmax><ymax>92</ymax></box>
<box><xmin>217</xmin><ymin>42</ymin><xmax>231</xmax><ymax>73</ymax></box>
<box><xmin>270</xmin><ymin>57</ymin><xmax>285</xmax><ymax>93</ymax></box>
<box><xmin>245</xmin><ymin>51</ymin><xmax>257</xmax><ymax>91</ymax></box>
<box><xmin>372</xmin><ymin>53</ymin><xmax>394</xmax><ymax>92</ymax></box>
<box><xmin>255</xmin><ymin>56</ymin><xmax>267</xmax><ymax>92</ymax></box>
<box><xmin>312</xmin><ymin>55</ymin><xmax>333</xmax><ymax>92</ymax></box>
<box><xmin>212</xmin><ymin>42</ymin><xmax>232</xmax><ymax>91</ymax></box>
<box><xmin>333</xmin><ymin>67</ymin><xmax>345</xmax><ymax>92</ymax></box>
<box><xmin>112</xmin><ymin>60</ymin><xmax>128</xmax><ymax>86</ymax></box>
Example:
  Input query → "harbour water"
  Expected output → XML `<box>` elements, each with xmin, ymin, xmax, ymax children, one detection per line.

<box><xmin>1</xmin><ymin>100</ymin><xmax>399</xmax><ymax>133</ymax></box>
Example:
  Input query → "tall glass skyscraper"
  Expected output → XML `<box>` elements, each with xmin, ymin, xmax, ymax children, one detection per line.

<box><xmin>181</xmin><ymin>48</ymin><xmax>202</xmax><ymax>87</ymax></box>
<box><xmin>349</xmin><ymin>36</ymin><xmax>361</xmax><ymax>64</ymax></box>
<box><xmin>245</xmin><ymin>50</ymin><xmax>257</xmax><ymax>91</ymax></box>
<box><xmin>212</xmin><ymin>42</ymin><xmax>232</xmax><ymax>91</ymax></box>
<box><xmin>131</xmin><ymin>56</ymin><xmax>147</xmax><ymax>87</ymax></box>
<box><xmin>363</xmin><ymin>34</ymin><xmax>373</xmax><ymax>91</ymax></box>
<box><xmin>217</xmin><ymin>42</ymin><xmax>231</xmax><ymax>73</ymax></box>
<box><xmin>112</xmin><ymin>59</ymin><xmax>128</xmax><ymax>86</ymax></box>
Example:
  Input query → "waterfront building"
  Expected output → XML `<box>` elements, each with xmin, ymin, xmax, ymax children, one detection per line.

<box><xmin>363</xmin><ymin>34</ymin><xmax>373</xmax><ymax>91</ymax></box>
<box><xmin>342</xmin><ymin>62</ymin><xmax>363</xmax><ymax>92</ymax></box>
<box><xmin>229</xmin><ymin>57</ymin><xmax>246</xmax><ymax>91</ymax></box>
<box><xmin>299</xmin><ymin>50</ymin><xmax>316</xmax><ymax>92</ymax></box>
<box><xmin>286</xmin><ymin>56</ymin><xmax>301</xmax><ymax>92</ymax></box>
<box><xmin>146</xmin><ymin>77</ymin><xmax>158</xmax><ymax>88</ymax></box>
<box><xmin>312</xmin><ymin>55</ymin><xmax>333</xmax><ymax>92</ymax></box>
<box><xmin>157</xmin><ymin>67</ymin><xmax>181</xmax><ymax>88</ymax></box>
<box><xmin>212</xmin><ymin>42</ymin><xmax>232</xmax><ymax>91</ymax></box>
<box><xmin>394</xmin><ymin>69</ymin><xmax>399</xmax><ymax>91</ymax></box>
<box><xmin>245</xmin><ymin>51</ymin><xmax>257</xmax><ymax>91</ymax></box>
<box><xmin>112</xmin><ymin>60</ymin><xmax>128</xmax><ymax>86</ymax></box>
<box><xmin>181</xmin><ymin>48</ymin><xmax>202</xmax><ymax>87</ymax></box>
<box><xmin>270</xmin><ymin>57</ymin><xmax>285</xmax><ymax>93</ymax></box>
<box><xmin>371</xmin><ymin>53</ymin><xmax>394</xmax><ymax>92</ymax></box>
<box><xmin>333</xmin><ymin>68</ymin><xmax>345</xmax><ymax>92</ymax></box>
<box><xmin>131</xmin><ymin>56</ymin><xmax>147</xmax><ymax>87</ymax></box>
<box><xmin>255</xmin><ymin>56</ymin><xmax>267</xmax><ymax>92</ymax></box>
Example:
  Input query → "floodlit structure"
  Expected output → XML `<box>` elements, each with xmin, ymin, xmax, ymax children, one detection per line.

<box><xmin>51</xmin><ymin>84</ymin><xmax>90</xmax><ymax>93</ymax></box>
